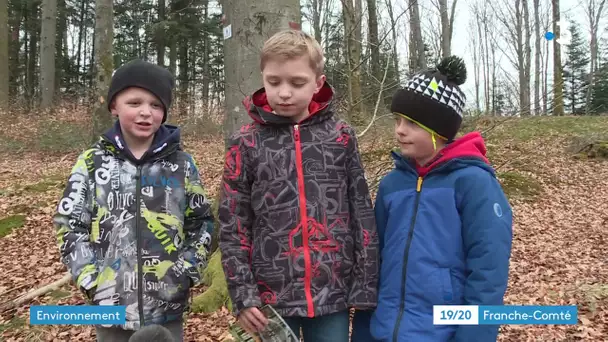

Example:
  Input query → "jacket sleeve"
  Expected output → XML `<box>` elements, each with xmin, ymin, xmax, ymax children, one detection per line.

<box><xmin>344</xmin><ymin>127</ymin><xmax>379</xmax><ymax>310</ymax></box>
<box><xmin>351</xmin><ymin>180</ymin><xmax>388</xmax><ymax>342</ymax></box>
<box><xmin>182</xmin><ymin>155</ymin><xmax>215</xmax><ymax>287</ymax></box>
<box><xmin>53</xmin><ymin>151</ymin><xmax>98</xmax><ymax>299</ymax></box>
<box><xmin>218</xmin><ymin>133</ymin><xmax>261</xmax><ymax>316</ymax></box>
<box><xmin>452</xmin><ymin>171</ymin><xmax>513</xmax><ymax>342</ymax></box>
<box><xmin>374</xmin><ymin>183</ymin><xmax>388</xmax><ymax>257</ymax></box>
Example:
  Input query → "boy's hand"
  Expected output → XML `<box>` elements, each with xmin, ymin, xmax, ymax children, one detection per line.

<box><xmin>238</xmin><ymin>307</ymin><xmax>268</xmax><ymax>334</ymax></box>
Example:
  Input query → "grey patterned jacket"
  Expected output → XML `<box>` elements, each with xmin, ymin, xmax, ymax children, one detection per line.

<box><xmin>218</xmin><ymin>82</ymin><xmax>379</xmax><ymax>318</ymax></box>
<box><xmin>53</xmin><ymin>122</ymin><xmax>214</xmax><ymax>330</ymax></box>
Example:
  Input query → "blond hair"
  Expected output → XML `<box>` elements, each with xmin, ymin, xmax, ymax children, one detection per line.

<box><xmin>260</xmin><ymin>29</ymin><xmax>325</xmax><ymax>75</ymax></box>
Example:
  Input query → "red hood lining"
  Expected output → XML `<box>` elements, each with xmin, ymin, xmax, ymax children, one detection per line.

<box><xmin>415</xmin><ymin>132</ymin><xmax>490</xmax><ymax>176</ymax></box>
<box><xmin>242</xmin><ymin>83</ymin><xmax>333</xmax><ymax>123</ymax></box>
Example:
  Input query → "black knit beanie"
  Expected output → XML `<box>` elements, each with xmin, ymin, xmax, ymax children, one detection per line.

<box><xmin>391</xmin><ymin>55</ymin><xmax>467</xmax><ymax>141</ymax></box>
<box><xmin>128</xmin><ymin>324</ymin><xmax>175</xmax><ymax>342</ymax></box>
<box><xmin>107</xmin><ymin>59</ymin><xmax>175</xmax><ymax>123</ymax></box>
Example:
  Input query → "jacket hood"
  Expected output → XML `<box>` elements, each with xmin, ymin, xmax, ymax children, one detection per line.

<box><xmin>393</xmin><ymin>131</ymin><xmax>493</xmax><ymax>177</ymax></box>
<box><xmin>242</xmin><ymin>81</ymin><xmax>335</xmax><ymax>126</ymax></box>
<box><xmin>102</xmin><ymin>120</ymin><xmax>181</xmax><ymax>162</ymax></box>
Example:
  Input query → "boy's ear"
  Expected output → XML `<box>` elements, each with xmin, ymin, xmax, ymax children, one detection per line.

<box><xmin>315</xmin><ymin>74</ymin><xmax>326</xmax><ymax>93</ymax></box>
<box><xmin>109</xmin><ymin>100</ymin><xmax>118</xmax><ymax>117</ymax></box>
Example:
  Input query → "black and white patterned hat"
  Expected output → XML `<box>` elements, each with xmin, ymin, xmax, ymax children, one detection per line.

<box><xmin>391</xmin><ymin>55</ymin><xmax>467</xmax><ymax>141</ymax></box>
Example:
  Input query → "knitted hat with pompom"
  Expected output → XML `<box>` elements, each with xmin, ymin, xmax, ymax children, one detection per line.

<box><xmin>391</xmin><ymin>55</ymin><xmax>468</xmax><ymax>143</ymax></box>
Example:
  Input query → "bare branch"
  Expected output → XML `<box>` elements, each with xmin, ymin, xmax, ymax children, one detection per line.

<box><xmin>358</xmin><ymin>53</ymin><xmax>392</xmax><ymax>138</ymax></box>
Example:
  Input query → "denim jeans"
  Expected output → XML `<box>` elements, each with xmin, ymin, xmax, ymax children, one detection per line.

<box><xmin>283</xmin><ymin>310</ymin><xmax>350</xmax><ymax>342</ymax></box>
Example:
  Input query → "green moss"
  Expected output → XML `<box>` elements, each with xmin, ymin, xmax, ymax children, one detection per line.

<box><xmin>191</xmin><ymin>251</ymin><xmax>232</xmax><ymax>314</ymax></box>
<box><xmin>0</xmin><ymin>214</ymin><xmax>26</xmax><ymax>237</ymax></box>
<box><xmin>0</xmin><ymin>316</ymin><xmax>27</xmax><ymax>334</ymax></box>
<box><xmin>578</xmin><ymin>284</ymin><xmax>608</xmax><ymax>313</ymax></box>
<box><xmin>456</xmin><ymin>116</ymin><xmax>608</xmax><ymax>144</ymax></box>
<box><xmin>210</xmin><ymin>195</ymin><xmax>221</xmax><ymax>254</ymax></box>
<box><xmin>9</xmin><ymin>203</ymin><xmax>30</xmax><ymax>214</ymax></box>
<box><xmin>576</xmin><ymin>141</ymin><xmax>608</xmax><ymax>159</ymax></box>
<box><xmin>0</xmin><ymin>315</ymin><xmax>48</xmax><ymax>340</ymax></box>
<box><xmin>498</xmin><ymin>171</ymin><xmax>543</xmax><ymax>201</ymax></box>
<box><xmin>47</xmin><ymin>288</ymin><xmax>72</xmax><ymax>302</ymax></box>
<box><xmin>22</xmin><ymin>179</ymin><xmax>62</xmax><ymax>193</ymax></box>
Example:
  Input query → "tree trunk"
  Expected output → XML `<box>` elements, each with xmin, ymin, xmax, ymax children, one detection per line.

<box><xmin>491</xmin><ymin>40</ymin><xmax>497</xmax><ymax>115</ymax></box>
<box><xmin>76</xmin><ymin>0</ymin><xmax>86</xmax><ymax>88</ymax></box>
<box><xmin>201</xmin><ymin>0</ymin><xmax>210</xmax><ymax>113</ymax></box>
<box><xmin>448</xmin><ymin>0</ymin><xmax>458</xmax><ymax>56</ymax></box>
<box><xmin>312</xmin><ymin>0</ymin><xmax>322</xmax><ymax>43</ymax></box>
<box><xmin>534</xmin><ymin>0</ymin><xmax>540</xmax><ymax>115</ymax></box>
<box><xmin>178</xmin><ymin>39</ymin><xmax>189</xmax><ymax>116</ymax></box>
<box><xmin>585</xmin><ymin>0</ymin><xmax>606</xmax><ymax>114</ymax></box>
<box><xmin>55</xmin><ymin>0</ymin><xmax>67</xmax><ymax>95</ymax></box>
<box><xmin>408</xmin><ymin>0</ymin><xmax>426</xmax><ymax>72</ymax></box>
<box><xmin>157</xmin><ymin>0</ymin><xmax>166</xmax><ymax>65</ymax></box>
<box><xmin>469</xmin><ymin>7</ymin><xmax>480</xmax><ymax>113</ymax></box>
<box><xmin>522</xmin><ymin>0</ymin><xmax>531</xmax><ymax>116</ymax></box>
<box><xmin>342</xmin><ymin>0</ymin><xmax>364</xmax><ymax>124</ymax></box>
<box><xmin>0</xmin><ymin>0</ymin><xmax>8</xmax><ymax>108</ymax></box>
<box><xmin>25</xmin><ymin>2</ymin><xmax>40</xmax><ymax>108</ymax></box>
<box><xmin>439</xmin><ymin>0</ymin><xmax>450</xmax><ymax>57</ymax></box>
<box><xmin>544</xmin><ymin>37</ymin><xmax>549</xmax><ymax>114</ymax></box>
<box><xmin>552</xmin><ymin>0</ymin><xmax>564</xmax><ymax>116</ymax></box>
<box><xmin>385</xmin><ymin>0</ymin><xmax>400</xmax><ymax>83</ymax></box>
<box><xmin>221</xmin><ymin>0</ymin><xmax>301</xmax><ymax>148</ymax></box>
<box><xmin>8</xmin><ymin>1</ymin><xmax>22</xmax><ymax>100</ymax></box>
<box><xmin>483</xmin><ymin>8</ymin><xmax>491</xmax><ymax>114</ymax></box>
<box><xmin>40</xmin><ymin>0</ymin><xmax>57</xmax><ymax>109</ymax></box>
<box><xmin>92</xmin><ymin>0</ymin><xmax>114</xmax><ymax>139</ymax></box>
<box><xmin>367</xmin><ymin>0</ymin><xmax>380</xmax><ymax>79</ymax></box>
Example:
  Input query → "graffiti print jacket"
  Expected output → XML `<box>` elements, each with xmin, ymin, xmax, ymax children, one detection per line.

<box><xmin>53</xmin><ymin>121</ymin><xmax>214</xmax><ymax>330</ymax></box>
<box><xmin>218</xmin><ymin>82</ymin><xmax>379</xmax><ymax>319</ymax></box>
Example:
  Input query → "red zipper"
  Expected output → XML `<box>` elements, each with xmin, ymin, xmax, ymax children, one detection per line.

<box><xmin>294</xmin><ymin>124</ymin><xmax>314</xmax><ymax>317</ymax></box>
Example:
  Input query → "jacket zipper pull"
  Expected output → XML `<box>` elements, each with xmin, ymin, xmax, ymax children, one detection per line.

<box><xmin>294</xmin><ymin>125</ymin><xmax>300</xmax><ymax>141</ymax></box>
<box><xmin>417</xmin><ymin>177</ymin><xmax>423</xmax><ymax>192</ymax></box>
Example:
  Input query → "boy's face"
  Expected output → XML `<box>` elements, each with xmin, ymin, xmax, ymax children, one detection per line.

<box><xmin>110</xmin><ymin>87</ymin><xmax>164</xmax><ymax>146</ymax></box>
<box><xmin>394</xmin><ymin>114</ymin><xmax>443</xmax><ymax>164</ymax></box>
<box><xmin>261</xmin><ymin>54</ymin><xmax>326</xmax><ymax>122</ymax></box>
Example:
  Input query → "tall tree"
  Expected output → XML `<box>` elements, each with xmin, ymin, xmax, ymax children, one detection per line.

<box><xmin>496</xmin><ymin>0</ymin><xmax>532</xmax><ymax>115</ymax></box>
<box><xmin>468</xmin><ymin>7</ymin><xmax>481</xmax><ymax>113</ymax></box>
<box><xmin>156</xmin><ymin>0</ymin><xmax>166</xmax><ymax>66</ymax></box>
<box><xmin>521</xmin><ymin>0</ymin><xmax>531</xmax><ymax>115</ymax></box>
<box><xmin>438</xmin><ymin>0</ymin><xmax>458</xmax><ymax>58</ymax></box>
<box><xmin>220</xmin><ymin>0</ymin><xmax>301</xmax><ymax>147</ymax></box>
<box><xmin>367</xmin><ymin>0</ymin><xmax>380</xmax><ymax>80</ymax></box>
<box><xmin>92</xmin><ymin>0</ymin><xmax>114</xmax><ymax>138</ymax></box>
<box><xmin>342</xmin><ymin>0</ymin><xmax>364</xmax><ymax>124</ymax></box>
<box><xmin>590</xmin><ymin>61</ymin><xmax>608</xmax><ymax>113</ymax></box>
<box><xmin>563</xmin><ymin>20</ymin><xmax>589</xmax><ymax>114</ymax></box>
<box><xmin>552</xmin><ymin>0</ymin><xmax>565</xmax><ymax>116</ymax></box>
<box><xmin>534</xmin><ymin>0</ymin><xmax>541</xmax><ymax>114</ymax></box>
<box><xmin>385</xmin><ymin>0</ymin><xmax>400</xmax><ymax>83</ymax></box>
<box><xmin>40</xmin><ymin>0</ymin><xmax>57</xmax><ymax>109</ymax></box>
<box><xmin>584</xmin><ymin>0</ymin><xmax>607</xmax><ymax>114</ymax></box>
<box><xmin>25</xmin><ymin>0</ymin><xmax>41</xmax><ymax>106</ymax></box>
<box><xmin>0</xmin><ymin>0</ymin><xmax>8</xmax><ymax>108</ymax></box>
<box><xmin>409</xmin><ymin>0</ymin><xmax>426</xmax><ymax>72</ymax></box>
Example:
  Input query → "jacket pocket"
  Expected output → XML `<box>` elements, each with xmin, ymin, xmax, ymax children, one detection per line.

<box><xmin>439</xmin><ymin>268</ymin><xmax>454</xmax><ymax>303</ymax></box>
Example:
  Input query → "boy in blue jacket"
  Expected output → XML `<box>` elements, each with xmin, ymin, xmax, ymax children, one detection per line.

<box><xmin>351</xmin><ymin>56</ymin><xmax>513</xmax><ymax>342</ymax></box>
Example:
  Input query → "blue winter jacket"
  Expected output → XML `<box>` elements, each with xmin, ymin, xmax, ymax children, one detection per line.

<box><xmin>352</xmin><ymin>132</ymin><xmax>513</xmax><ymax>342</ymax></box>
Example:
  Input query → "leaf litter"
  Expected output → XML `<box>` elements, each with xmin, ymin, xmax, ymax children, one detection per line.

<box><xmin>0</xmin><ymin>122</ymin><xmax>607</xmax><ymax>341</ymax></box>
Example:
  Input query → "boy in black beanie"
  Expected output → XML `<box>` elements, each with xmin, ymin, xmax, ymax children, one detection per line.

<box><xmin>53</xmin><ymin>59</ymin><xmax>214</xmax><ymax>342</ymax></box>
<box><xmin>351</xmin><ymin>56</ymin><xmax>513</xmax><ymax>342</ymax></box>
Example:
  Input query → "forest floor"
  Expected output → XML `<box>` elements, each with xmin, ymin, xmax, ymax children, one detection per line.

<box><xmin>0</xmin><ymin>110</ymin><xmax>607</xmax><ymax>341</ymax></box>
